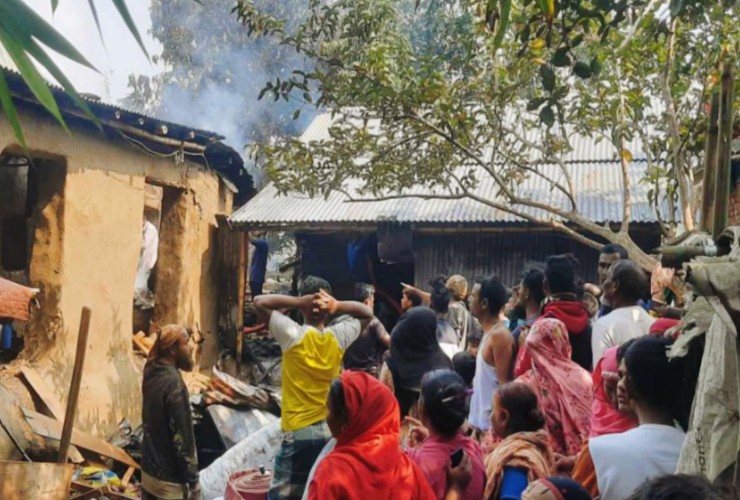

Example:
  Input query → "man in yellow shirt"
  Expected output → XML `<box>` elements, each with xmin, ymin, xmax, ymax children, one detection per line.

<box><xmin>254</xmin><ymin>276</ymin><xmax>372</xmax><ymax>500</ymax></box>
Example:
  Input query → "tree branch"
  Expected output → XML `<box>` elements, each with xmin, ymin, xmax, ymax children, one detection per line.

<box><xmin>617</xmin><ymin>0</ymin><xmax>661</xmax><ymax>53</ymax></box>
<box><xmin>662</xmin><ymin>18</ymin><xmax>695</xmax><ymax>230</ymax></box>
<box><xmin>500</xmin><ymin>124</ymin><xmax>578</xmax><ymax>206</ymax></box>
<box><xmin>617</xmin><ymin>65</ymin><xmax>632</xmax><ymax>235</ymax></box>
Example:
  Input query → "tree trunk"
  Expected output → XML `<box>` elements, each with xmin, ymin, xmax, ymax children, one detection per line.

<box><xmin>713</xmin><ymin>58</ymin><xmax>736</xmax><ymax>238</ymax></box>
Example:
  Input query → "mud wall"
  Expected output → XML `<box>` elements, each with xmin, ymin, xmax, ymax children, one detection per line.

<box><xmin>0</xmin><ymin>107</ymin><xmax>233</xmax><ymax>435</ymax></box>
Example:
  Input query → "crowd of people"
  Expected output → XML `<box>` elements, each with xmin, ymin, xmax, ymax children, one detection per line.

<box><xmin>138</xmin><ymin>244</ymin><xmax>735</xmax><ymax>500</ymax></box>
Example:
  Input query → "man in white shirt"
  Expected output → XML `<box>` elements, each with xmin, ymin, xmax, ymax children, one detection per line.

<box><xmin>591</xmin><ymin>259</ymin><xmax>654</xmax><ymax>368</ymax></box>
<box><xmin>575</xmin><ymin>336</ymin><xmax>687</xmax><ymax>499</ymax></box>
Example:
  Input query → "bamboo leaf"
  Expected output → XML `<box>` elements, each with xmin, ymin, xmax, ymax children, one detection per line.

<box><xmin>0</xmin><ymin>29</ymin><xmax>66</xmax><ymax>130</ymax></box>
<box><xmin>110</xmin><ymin>0</ymin><xmax>150</xmax><ymax>59</ymax></box>
<box><xmin>0</xmin><ymin>0</ymin><xmax>96</xmax><ymax>70</ymax></box>
<box><xmin>0</xmin><ymin>71</ymin><xmax>28</xmax><ymax>150</ymax></box>
<box><xmin>52</xmin><ymin>0</ymin><xmax>60</xmax><ymax>13</ymax></box>
<box><xmin>24</xmin><ymin>37</ymin><xmax>99</xmax><ymax>129</ymax></box>
<box><xmin>87</xmin><ymin>0</ymin><xmax>105</xmax><ymax>44</ymax></box>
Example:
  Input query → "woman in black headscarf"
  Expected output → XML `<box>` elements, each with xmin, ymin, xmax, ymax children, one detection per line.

<box><xmin>380</xmin><ymin>306</ymin><xmax>453</xmax><ymax>420</ymax></box>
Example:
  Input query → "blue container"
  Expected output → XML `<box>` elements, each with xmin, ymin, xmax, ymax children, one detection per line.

<box><xmin>1</xmin><ymin>323</ymin><xmax>12</xmax><ymax>350</ymax></box>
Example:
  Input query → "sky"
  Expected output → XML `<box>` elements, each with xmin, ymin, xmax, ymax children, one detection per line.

<box><xmin>21</xmin><ymin>0</ymin><xmax>160</xmax><ymax>102</ymax></box>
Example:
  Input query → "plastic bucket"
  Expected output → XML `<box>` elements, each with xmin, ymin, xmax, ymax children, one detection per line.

<box><xmin>224</xmin><ymin>469</ymin><xmax>272</xmax><ymax>500</ymax></box>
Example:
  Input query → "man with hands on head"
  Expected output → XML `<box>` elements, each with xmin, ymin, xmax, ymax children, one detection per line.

<box><xmin>254</xmin><ymin>276</ymin><xmax>373</xmax><ymax>500</ymax></box>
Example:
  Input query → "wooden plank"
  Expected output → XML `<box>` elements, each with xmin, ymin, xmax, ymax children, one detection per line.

<box><xmin>236</xmin><ymin>231</ymin><xmax>247</xmax><ymax>364</ymax></box>
<box><xmin>0</xmin><ymin>460</ymin><xmax>74</xmax><ymax>500</ymax></box>
<box><xmin>20</xmin><ymin>367</ymin><xmax>85</xmax><ymax>463</ymax></box>
<box><xmin>21</xmin><ymin>408</ymin><xmax>139</xmax><ymax>469</ymax></box>
<box><xmin>59</xmin><ymin>306</ymin><xmax>92</xmax><ymax>463</ymax></box>
<box><xmin>121</xmin><ymin>466</ymin><xmax>135</xmax><ymax>489</ymax></box>
<box><xmin>20</xmin><ymin>368</ymin><xmax>65</xmax><ymax>418</ymax></box>
<box><xmin>132</xmin><ymin>334</ymin><xmax>151</xmax><ymax>356</ymax></box>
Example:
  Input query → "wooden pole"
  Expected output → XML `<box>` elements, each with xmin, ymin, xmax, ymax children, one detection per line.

<box><xmin>57</xmin><ymin>307</ymin><xmax>91</xmax><ymax>464</ymax></box>
<box><xmin>700</xmin><ymin>92</ymin><xmax>720</xmax><ymax>232</ymax></box>
<box><xmin>713</xmin><ymin>58</ymin><xmax>735</xmax><ymax>239</ymax></box>
<box><xmin>236</xmin><ymin>233</ymin><xmax>247</xmax><ymax>367</ymax></box>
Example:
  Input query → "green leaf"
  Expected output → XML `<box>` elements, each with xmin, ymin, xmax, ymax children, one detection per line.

<box><xmin>87</xmin><ymin>0</ymin><xmax>105</xmax><ymax>44</ymax></box>
<box><xmin>552</xmin><ymin>47</ymin><xmax>570</xmax><ymax>67</ymax></box>
<box><xmin>293</xmin><ymin>109</ymin><xmax>301</xmax><ymax>120</ymax></box>
<box><xmin>0</xmin><ymin>28</ymin><xmax>66</xmax><ymax>129</ymax></box>
<box><xmin>552</xmin><ymin>85</ymin><xmax>570</xmax><ymax>100</ymax></box>
<box><xmin>570</xmin><ymin>34</ymin><xmax>584</xmax><ymax>47</ymax></box>
<box><xmin>540</xmin><ymin>64</ymin><xmax>556</xmax><ymax>92</ymax></box>
<box><xmin>669</xmin><ymin>0</ymin><xmax>685</xmax><ymax>16</ymax></box>
<box><xmin>590</xmin><ymin>57</ymin><xmax>602</xmax><ymax>75</ymax></box>
<box><xmin>0</xmin><ymin>71</ymin><xmax>27</xmax><ymax>150</ymax></box>
<box><xmin>0</xmin><ymin>0</ymin><xmax>96</xmax><ymax>70</ymax></box>
<box><xmin>23</xmin><ymin>37</ymin><xmax>99</xmax><ymax>129</ymax></box>
<box><xmin>574</xmin><ymin>61</ymin><xmax>592</xmax><ymax>79</ymax></box>
<box><xmin>258</xmin><ymin>87</ymin><xmax>268</xmax><ymax>100</ymax></box>
<box><xmin>526</xmin><ymin>97</ymin><xmax>547</xmax><ymax>111</ymax></box>
<box><xmin>493</xmin><ymin>0</ymin><xmax>512</xmax><ymax>53</ymax></box>
<box><xmin>539</xmin><ymin>106</ymin><xmax>555</xmax><ymax>127</ymax></box>
<box><xmin>110</xmin><ymin>0</ymin><xmax>150</xmax><ymax>59</ymax></box>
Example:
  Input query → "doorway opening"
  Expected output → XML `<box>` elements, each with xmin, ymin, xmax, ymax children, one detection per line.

<box><xmin>0</xmin><ymin>150</ymin><xmax>65</xmax><ymax>361</ymax></box>
<box><xmin>133</xmin><ymin>180</ymin><xmax>187</xmax><ymax>336</ymax></box>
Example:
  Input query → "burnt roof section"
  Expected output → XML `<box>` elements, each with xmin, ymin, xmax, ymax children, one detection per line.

<box><xmin>2</xmin><ymin>66</ymin><xmax>252</xmax><ymax>193</ymax></box>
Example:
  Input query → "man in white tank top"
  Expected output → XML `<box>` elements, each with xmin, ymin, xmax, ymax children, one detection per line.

<box><xmin>468</xmin><ymin>277</ymin><xmax>514</xmax><ymax>431</ymax></box>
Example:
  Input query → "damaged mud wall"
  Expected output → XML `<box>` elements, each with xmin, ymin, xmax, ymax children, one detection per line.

<box><xmin>0</xmin><ymin>106</ymin><xmax>233</xmax><ymax>437</ymax></box>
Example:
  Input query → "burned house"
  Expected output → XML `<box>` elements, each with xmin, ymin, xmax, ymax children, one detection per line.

<box><xmin>0</xmin><ymin>67</ymin><xmax>252</xmax><ymax>448</ymax></box>
<box><xmin>229</xmin><ymin>113</ymin><xmax>663</xmax><ymax>314</ymax></box>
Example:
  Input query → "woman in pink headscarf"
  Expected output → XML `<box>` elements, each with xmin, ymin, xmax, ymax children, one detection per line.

<box><xmin>516</xmin><ymin>318</ymin><xmax>593</xmax><ymax>456</ymax></box>
<box><xmin>590</xmin><ymin>346</ymin><xmax>637</xmax><ymax>437</ymax></box>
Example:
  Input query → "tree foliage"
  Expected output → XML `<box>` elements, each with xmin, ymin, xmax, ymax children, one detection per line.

<box><xmin>236</xmin><ymin>0</ymin><xmax>740</xmax><ymax>270</ymax></box>
<box><xmin>123</xmin><ymin>0</ymin><xmax>315</xmax><ymax>186</ymax></box>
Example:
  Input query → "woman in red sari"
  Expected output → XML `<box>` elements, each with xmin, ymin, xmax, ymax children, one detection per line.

<box><xmin>308</xmin><ymin>371</ymin><xmax>435</xmax><ymax>499</ymax></box>
<box><xmin>516</xmin><ymin>318</ymin><xmax>593</xmax><ymax>456</ymax></box>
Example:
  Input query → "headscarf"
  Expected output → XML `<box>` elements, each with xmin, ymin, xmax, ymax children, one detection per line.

<box><xmin>387</xmin><ymin>307</ymin><xmax>452</xmax><ymax>415</ymax></box>
<box><xmin>148</xmin><ymin>325</ymin><xmax>185</xmax><ymax>361</ymax></box>
<box><xmin>530</xmin><ymin>477</ymin><xmax>593</xmax><ymax>500</ymax></box>
<box><xmin>308</xmin><ymin>372</ymin><xmax>435</xmax><ymax>500</ymax></box>
<box><xmin>483</xmin><ymin>429</ymin><xmax>555</xmax><ymax>500</ymax></box>
<box><xmin>517</xmin><ymin>318</ymin><xmax>593</xmax><ymax>456</ymax></box>
<box><xmin>590</xmin><ymin>347</ymin><xmax>637</xmax><ymax>437</ymax></box>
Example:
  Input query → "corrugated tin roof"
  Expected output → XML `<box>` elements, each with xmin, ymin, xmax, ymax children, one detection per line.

<box><xmin>229</xmin><ymin>112</ymin><xmax>663</xmax><ymax>229</ymax></box>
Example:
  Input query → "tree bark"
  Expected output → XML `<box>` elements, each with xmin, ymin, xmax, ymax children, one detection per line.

<box><xmin>713</xmin><ymin>58</ymin><xmax>735</xmax><ymax>238</ymax></box>
<box><xmin>662</xmin><ymin>19</ymin><xmax>695</xmax><ymax>231</ymax></box>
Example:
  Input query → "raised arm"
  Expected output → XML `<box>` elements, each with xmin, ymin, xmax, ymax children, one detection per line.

<box><xmin>314</xmin><ymin>290</ymin><xmax>373</xmax><ymax>331</ymax></box>
<box><xmin>401</xmin><ymin>282</ymin><xmax>431</xmax><ymax>305</ymax></box>
<box><xmin>254</xmin><ymin>294</ymin><xmax>308</xmax><ymax>323</ymax></box>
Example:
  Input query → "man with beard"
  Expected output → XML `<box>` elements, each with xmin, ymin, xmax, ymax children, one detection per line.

<box><xmin>141</xmin><ymin>325</ymin><xmax>199</xmax><ymax>500</ymax></box>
